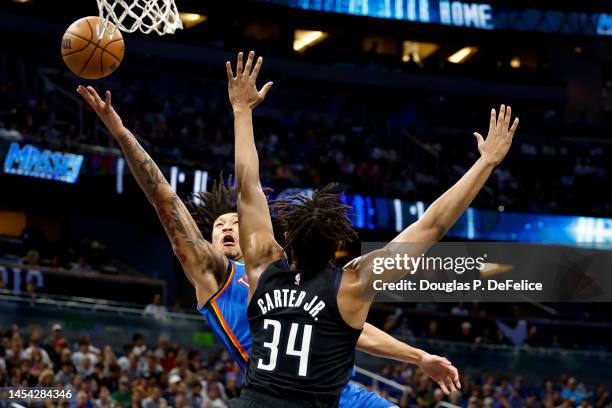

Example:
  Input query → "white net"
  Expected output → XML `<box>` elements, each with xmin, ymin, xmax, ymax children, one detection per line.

<box><xmin>96</xmin><ymin>0</ymin><xmax>183</xmax><ymax>37</ymax></box>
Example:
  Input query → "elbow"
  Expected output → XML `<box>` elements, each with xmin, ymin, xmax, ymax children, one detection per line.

<box><xmin>171</xmin><ymin>246</ymin><xmax>192</xmax><ymax>267</ymax></box>
<box><xmin>415</xmin><ymin>218</ymin><xmax>447</xmax><ymax>243</ymax></box>
<box><xmin>356</xmin><ymin>337</ymin><xmax>377</xmax><ymax>354</ymax></box>
<box><xmin>356</xmin><ymin>330</ymin><xmax>382</xmax><ymax>355</ymax></box>
<box><xmin>430</xmin><ymin>222</ymin><xmax>447</xmax><ymax>242</ymax></box>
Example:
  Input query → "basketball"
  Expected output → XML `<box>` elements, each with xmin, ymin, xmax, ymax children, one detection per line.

<box><xmin>61</xmin><ymin>16</ymin><xmax>124</xmax><ymax>80</ymax></box>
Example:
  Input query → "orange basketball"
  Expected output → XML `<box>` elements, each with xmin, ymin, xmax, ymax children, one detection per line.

<box><xmin>61</xmin><ymin>16</ymin><xmax>125</xmax><ymax>80</ymax></box>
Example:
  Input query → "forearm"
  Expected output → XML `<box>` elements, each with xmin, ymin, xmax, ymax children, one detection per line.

<box><xmin>114</xmin><ymin>128</ymin><xmax>222</xmax><ymax>282</ymax></box>
<box><xmin>114</xmin><ymin>128</ymin><xmax>172</xmax><ymax>206</ymax></box>
<box><xmin>233</xmin><ymin>108</ymin><xmax>261</xmax><ymax>192</ymax></box>
<box><xmin>357</xmin><ymin>323</ymin><xmax>427</xmax><ymax>365</ymax></box>
<box><xmin>393</xmin><ymin>157</ymin><xmax>495</xmax><ymax>243</ymax></box>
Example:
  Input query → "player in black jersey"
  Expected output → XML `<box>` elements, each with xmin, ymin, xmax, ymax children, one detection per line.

<box><xmin>226</xmin><ymin>51</ymin><xmax>519</xmax><ymax>408</ymax></box>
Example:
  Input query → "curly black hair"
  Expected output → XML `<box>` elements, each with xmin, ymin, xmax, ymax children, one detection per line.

<box><xmin>189</xmin><ymin>175</ymin><xmax>238</xmax><ymax>241</ymax></box>
<box><xmin>271</xmin><ymin>183</ymin><xmax>357</xmax><ymax>271</ymax></box>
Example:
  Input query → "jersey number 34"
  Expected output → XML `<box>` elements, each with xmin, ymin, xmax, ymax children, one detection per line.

<box><xmin>257</xmin><ymin>319</ymin><xmax>313</xmax><ymax>377</ymax></box>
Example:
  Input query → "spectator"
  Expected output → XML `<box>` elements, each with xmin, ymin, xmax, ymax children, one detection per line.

<box><xmin>103</xmin><ymin>345</ymin><xmax>118</xmax><ymax>367</ymax></box>
<box><xmin>188</xmin><ymin>381</ymin><xmax>204</xmax><ymax>407</ymax></box>
<box><xmin>425</xmin><ymin>320</ymin><xmax>440</xmax><ymax>340</ymax></box>
<box><xmin>118</xmin><ymin>344</ymin><xmax>133</xmax><ymax>371</ymax></box>
<box><xmin>143</xmin><ymin>294</ymin><xmax>168</xmax><ymax>320</ymax></box>
<box><xmin>432</xmin><ymin>388</ymin><xmax>445</xmax><ymax>405</ymax></box>
<box><xmin>154</xmin><ymin>336</ymin><xmax>168</xmax><ymax>358</ymax></box>
<box><xmin>458</xmin><ymin>321</ymin><xmax>476</xmax><ymax>343</ymax></box>
<box><xmin>49</xmin><ymin>338</ymin><xmax>68</xmax><ymax>368</ymax></box>
<box><xmin>204</xmin><ymin>386</ymin><xmax>227</xmax><ymax>408</ymax></box>
<box><xmin>392</xmin><ymin>318</ymin><xmax>415</xmax><ymax>340</ymax></box>
<box><xmin>524</xmin><ymin>326</ymin><xmax>543</xmax><ymax>347</ymax></box>
<box><xmin>130</xmin><ymin>389</ymin><xmax>144</xmax><ymax>408</ymax></box>
<box><xmin>144</xmin><ymin>352</ymin><xmax>163</xmax><ymax>377</ymax></box>
<box><xmin>27</xmin><ymin>347</ymin><xmax>47</xmax><ymax>379</ymax></box>
<box><xmin>25</xmin><ymin>280</ymin><xmax>37</xmax><ymax>302</ymax></box>
<box><xmin>111</xmin><ymin>377</ymin><xmax>132</xmax><ymax>408</ymax></box>
<box><xmin>94</xmin><ymin>386</ymin><xmax>117</xmax><ymax>408</ymax></box>
<box><xmin>76</xmin><ymin>352</ymin><xmax>95</xmax><ymax>377</ymax></box>
<box><xmin>124</xmin><ymin>354</ymin><xmax>141</xmax><ymax>382</ymax></box>
<box><xmin>132</xmin><ymin>333</ymin><xmax>147</xmax><ymax>356</ymax></box>
<box><xmin>165</xmin><ymin>374</ymin><xmax>181</xmax><ymax>406</ymax></box>
<box><xmin>23</xmin><ymin>337</ymin><xmax>52</xmax><ymax>366</ymax></box>
<box><xmin>71</xmin><ymin>391</ymin><xmax>93</xmax><ymax>408</ymax></box>
<box><xmin>60</xmin><ymin>346</ymin><xmax>73</xmax><ymax>364</ymax></box>
<box><xmin>38</xmin><ymin>368</ymin><xmax>54</xmax><ymax>386</ymax></box>
<box><xmin>142</xmin><ymin>385</ymin><xmax>167</xmax><ymax>408</ymax></box>
<box><xmin>44</xmin><ymin>323</ymin><xmax>66</xmax><ymax>352</ymax></box>
<box><xmin>161</xmin><ymin>348</ymin><xmax>177</xmax><ymax>371</ymax></box>
<box><xmin>91</xmin><ymin>362</ymin><xmax>108</xmax><ymax>387</ymax></box>
<box><xmin>72</xmin><ymin>338</ymin><xmax>97</xmax><ymax>368</ymax></box>
<box><xmin>451</xmin><ymin>302</ymin><xmax>470</xmax><ymax>316</ymax></box>
<box><xmin>223</xmin><ymin>375</ymin><xmax>240</xmax><ymax>399</ymax></box>
<box><xmin>71</xmin><ymin>257</ymin><xmax>93</xmax><ymax>273</ymax></box>
<box><xmin>21</xmin><ymin>249</ymin><xmax>40</xmax><ymax>266</ymax></box>
<box><xmin>561</xmin><ymin>377</ymin><xmax>586</xmax><ymax>404</ymax></box>
<box><xmin>55</xmin><ymin>361</ymin><xmax>75</xmax><ymax>385</ymax></box>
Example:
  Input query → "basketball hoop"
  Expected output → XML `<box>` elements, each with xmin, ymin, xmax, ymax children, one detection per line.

<box><xmin>96</xmin><ymin>0</ymin><xmax>183</xmax><ymax>38</ymax></box>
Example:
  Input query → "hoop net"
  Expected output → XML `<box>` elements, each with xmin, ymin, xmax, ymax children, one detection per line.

<box><xmin>96</xmin><ymin>0</ymin><xmax>183</xmax><ymax>37</ymax></box>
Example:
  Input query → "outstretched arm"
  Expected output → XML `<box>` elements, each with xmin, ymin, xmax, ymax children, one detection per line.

<box><xmin>77</xmin><ymin>86</ymin><xmax>226</xmax><ymax>306</ymax></box>
<box><xmin>226</xmin><ymin>52</ymin><xmax>282</xmax><ymax>294</ymax></box>
<box><xmin>392</xmin><ymin>105</ymin><xmax>518</xmax><ymax>244</ymax></box>
<box><xmin>357</xmin><ymin>323</ymin><xmax>460</xmax><ymax>394</ymax></box>
<box><xmin>349</xmin><ymin>105</ymin><xmax>519</xmax><ymax>294</ymax></box>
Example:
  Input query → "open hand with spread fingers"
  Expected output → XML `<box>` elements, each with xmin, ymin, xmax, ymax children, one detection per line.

<box><xmin>76</xmin><ymin>85</ymin><xmax>125</xmax><ymax>138</ymax></box>
<box><xmin>226</xmin><ymin>51</ymin><xmax>273</xmax><ymax>112</ymax></box>
<box><xmin>474</xmin><ymin>104</ymin><xmax>520</xmax><ymax>166</ymax></box>
<box><xmin>419</xmin><ymin>353</ymin><xmax>462</xmax><ymax>395</ymax></box>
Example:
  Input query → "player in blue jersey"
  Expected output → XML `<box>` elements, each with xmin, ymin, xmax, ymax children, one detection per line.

<box><xmin>77</xmin><ymin>83</ymin><xmax>461</xmax><ymax>407</ymax></box>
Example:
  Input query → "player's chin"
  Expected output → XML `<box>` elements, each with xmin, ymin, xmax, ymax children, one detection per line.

<box><xmin>222</xmin><ymin>246</ymin><xmax>241</xmax><ymax>259</ymax></box>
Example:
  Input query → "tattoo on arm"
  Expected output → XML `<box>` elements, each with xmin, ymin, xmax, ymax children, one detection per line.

<box><xmin>117</xmin><ymin>131</ymin><xmax>166</xmax><ymax>203</ymax></box>
<box><xmin>169</xmin><ymin>196</ymin><xmax>224</xmax><ymax>283</ymax></box>
<box><xmin>116</xmin><ymin>130</ymin><xmax>223</xmax><ymax>283</ymax></box>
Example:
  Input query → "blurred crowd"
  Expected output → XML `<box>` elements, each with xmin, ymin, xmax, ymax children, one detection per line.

<box><xmin>1</xmin><ymin>323</ymin><xmax>610</xmax><ymax>408</ymax></box>
<box><xmin>380</xmin><ymin>303</ymin><xmax>611</xmax><ymax>352</ymax></box>
<box><xmin>0</xmin><ymin>227</ymin><xmax>116</xmax><ymax>276</ymax></box>
<box><xmin>2</xmin><ymin>48</ymin><xmax>612</xmax><ymax>217</ymax></box>
<box><xmin>370</xmin><ymin>362</ymin><xmax>612</xmax><ymax>408</ymax></box>
<box><xmin>0</xmin><ymin>324</ymin><xmax>242</xmax><ymax>408</ymax></box>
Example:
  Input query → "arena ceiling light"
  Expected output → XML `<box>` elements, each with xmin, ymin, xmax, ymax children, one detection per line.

<box><xmin>178</xmin><ymin>12</ymin><xmax>207</xmax><ymax>29</ymax></box>
<box><xmin>510</xmin><ymin>56</ymin><xmax>521</xmax><ymax>68</ymax></box>
<box><xmin>12</xmin><ymin>0</ymin><xmax>31</xmax><ymax>3</ymax></box>
<box><xmin>447</xmin><ymin>46</ymin><xmax>478</xmax><ymax>64</ymax></box>
<box><xmin>402</xmin><ymin>41</ymin><xmax>439</xmax><ymax>64</ymax></box>
<box><xmin>293</xmin><ymin>30</ymin><xmax>328</xmax><ymax>52</ymax></box>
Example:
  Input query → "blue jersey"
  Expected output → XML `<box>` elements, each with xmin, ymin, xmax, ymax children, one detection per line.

<box><xmin>197</xmin><ymin>259</ymin><xmax>396</xmax><ymax>408</ymax></box>
<box><xmin>197</xmin><ymin>260</ymin><xmax>251</xmax><ymax>372</ymax></box>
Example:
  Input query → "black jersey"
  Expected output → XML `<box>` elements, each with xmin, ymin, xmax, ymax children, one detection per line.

<box><xmin>244</xmin><ymin>259</ymin><xmax>362</xmax><ymax>408</ymax></box>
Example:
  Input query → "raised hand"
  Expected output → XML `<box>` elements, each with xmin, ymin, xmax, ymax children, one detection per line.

<box><xmin>226</xmin><ymin>51</ymin><xmax>273</xmax><ymax>112</ymax></box>
<box><xmin>419</xmin><ymin>354</ymin><xmax>461</xmax><ymax>395</ymax></box>
<box><xmin>77</xmin><ymin>86</ymin><xmax>124</xmax><ymax>137</ymax></box>
<box><xmin>473</xmin><ymin>104</ymin><xmax>519</xmax><ymax>166</ymax></box>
